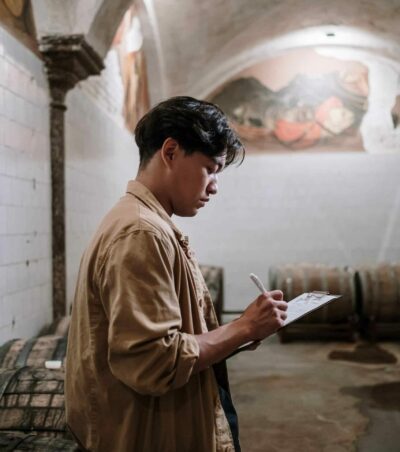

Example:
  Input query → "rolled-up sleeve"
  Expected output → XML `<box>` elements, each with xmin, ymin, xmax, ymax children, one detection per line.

<box><xmin>98</xmin><ymin>229</ymin><xmax>200</xmax><ymax>396</ymax></box>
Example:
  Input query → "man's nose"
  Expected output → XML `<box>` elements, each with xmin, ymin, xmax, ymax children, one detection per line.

<box><xmin>207</xmin><ymin>175</ymin><xmax>218</xmax><ymax>195</ymax></box>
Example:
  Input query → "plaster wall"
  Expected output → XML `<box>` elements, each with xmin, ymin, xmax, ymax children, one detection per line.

<box><xmin>174</xmin><ymin>152</ymin><xmax>400</xmax><ymax>311</ymax></box>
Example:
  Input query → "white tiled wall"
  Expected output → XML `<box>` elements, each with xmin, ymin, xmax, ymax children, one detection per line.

<box><xmin>0</xmin><ymin>27</ymin><xmax>139</xmax><ymax>342</ymax></box>
<box><xmin>65</xmin><ymin>49</ymin><xmax>139</xmax><ymax>312</ymax></box>
<box><xmin>0</xmin><ymin>25</ymin><xmax>52</xmax><ymax>343</ymax></box>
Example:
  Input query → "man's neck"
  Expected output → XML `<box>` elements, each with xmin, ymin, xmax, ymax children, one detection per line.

<box><xmin>135</xmin><ymin>172</ymin><xmax>173</xmax><ymax>217</ymax></box>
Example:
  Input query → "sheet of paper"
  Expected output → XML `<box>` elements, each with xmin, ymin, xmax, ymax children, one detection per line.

<box><xmin>283</xmin><ymin>292</ymin><xmax>341</xmax><ymax>327</ymax></box>
<box><xmin>227</xmin><ymin>292</ymin><xmax>341</xmax><ymax>359</ymax></box>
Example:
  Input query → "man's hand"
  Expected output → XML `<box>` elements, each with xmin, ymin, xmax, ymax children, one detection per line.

<box><xmin>239</xmin><ymin>290</ymin><xmax>288</xmax><ymax>341</ymax></box>
<box><xmin>192</xmin><ymin>290</ymin><xmax>288</xmax><ymax>373</ymax></box>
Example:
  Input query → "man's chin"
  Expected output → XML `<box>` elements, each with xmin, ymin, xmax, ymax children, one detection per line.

<box><xmin>175</xmin><ymin>208</ymin><xmax>199</xmax><ymax>218</ymax></box>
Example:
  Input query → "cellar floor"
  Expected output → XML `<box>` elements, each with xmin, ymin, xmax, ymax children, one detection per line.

<box><xmin>227</xmin><ymin>337</ymin><xmax>400</xmax><ymax>452</ymax></box>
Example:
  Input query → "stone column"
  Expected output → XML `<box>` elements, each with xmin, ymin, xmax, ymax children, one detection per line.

<box><xmin>39</xmin><ymin>35</ymin><xmax>104</xmax><ymax>321</ymax></box>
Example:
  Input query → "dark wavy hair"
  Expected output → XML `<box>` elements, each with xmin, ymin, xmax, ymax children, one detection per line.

<box><xmin>134</xmin><ymin>96</ymin><xmax>245</xmax><ymax>168</ymax></box>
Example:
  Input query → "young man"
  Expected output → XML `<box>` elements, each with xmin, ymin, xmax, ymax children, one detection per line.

<box><xmin>65</xmin><ymin>97</ymin><xmax>288</xmax><ymax>452</ymax></box>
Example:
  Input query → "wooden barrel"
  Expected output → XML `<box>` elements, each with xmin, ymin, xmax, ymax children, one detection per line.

<box><xmin>0</xmin><ymin>431</ymin><xmax>79</xmax><ymax>451</ymax></box>
<box><xmin>0</xmin><ymin>335</ymin><xmax>67</xmax><ymax>368</ymax></box>
<box><xmin>39</xmin><ymin>316</ymin><xmax>71</xmax><ymax>337</ymax></box>
<box><xmin>269</xmin><ymin>264</ymin><xmax>357</xmax><ymax>341</ymax></box>
<box><xmin>269</xmin><ymin>264</ymin><xmax>356</xmax><ymax>323</ymax></box>
<box><xmin>355</xmin><ymin>263</ymin><xmax>400</xmax><ymax>339</ymax></box>
<box><xmin>0</xmin><ymin>367</ymin><xmax>67</xmax><ymax>436</ymax></box>
<box><xmin>199</xmin><ymin>265</ymin><xmax>224</xmax><ymax>322</ymax></box>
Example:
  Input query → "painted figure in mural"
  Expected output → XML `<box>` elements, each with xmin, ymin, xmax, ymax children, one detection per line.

<box><xmin>65</xmin><ymin>97</ymin><xmax>288</xmax><ymax>452</ymax></box>
<box><xmin>211</xmin><ymin>63</ymin><xmax>369</xmax><ymax>151</ymax></box>
<box><xmin>0</xmin><ymin>0</ymin><xmax>36</xmax><ymax>51</ymax></box>
<box><xmin>112</xmin><ymin>6</ymin><xmax>150</xmax><ymax>133</ymax></box>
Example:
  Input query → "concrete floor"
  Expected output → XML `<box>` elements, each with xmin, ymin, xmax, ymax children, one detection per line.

<box><xmin>227</xmin><ymin>337</ymin><xmax>400</xmax><ymax>452</ymax></box>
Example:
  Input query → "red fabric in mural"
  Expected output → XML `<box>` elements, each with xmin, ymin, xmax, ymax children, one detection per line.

<box><xmin>274</xmin><ymin>120</ymin><xmax>321</xmax><ymax>148</ymax></box>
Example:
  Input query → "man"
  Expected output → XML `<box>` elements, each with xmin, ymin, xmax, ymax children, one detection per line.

<box><xmin>65</xmin><ymin>96</ymin><xmax>288</xmax><ymax>452</ymax></box>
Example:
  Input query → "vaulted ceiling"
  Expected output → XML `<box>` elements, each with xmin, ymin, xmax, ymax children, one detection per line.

<box><xmin>29</xmin><ymin>0</ymin><xmax>400</xmax><ymax>104</ymax></box>
<box><xmin>138</xmin><ymin>0</ymin><xmax>400</xmax><ymax>102</ymax></box>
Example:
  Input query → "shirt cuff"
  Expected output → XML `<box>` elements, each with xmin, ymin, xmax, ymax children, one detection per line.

<box><xmin>171</xmin><ymin>333</ymin><xmax>200</xmax><ymax>389</ymax></box>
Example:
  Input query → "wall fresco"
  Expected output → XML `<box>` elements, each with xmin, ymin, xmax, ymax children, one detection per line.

<box><xmin>211</xmin><ymin>49</ymin><xmax>370</xmax><ymax>152</ymax></box>
<box><xmin>0</xmin><ymin>0</ymin><xmax>37</xmax><ymax>52</ymax></box>
<box><xmin>112</xmin><ymin>7</ymin><xmax>150</xmax><ymax>133</ymax></box>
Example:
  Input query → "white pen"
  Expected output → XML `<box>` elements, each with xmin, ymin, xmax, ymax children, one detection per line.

<box><xmin>234</xmin><ymin>273</ymin><xmax>266</xmax><ymax>353</ymax></box>
<box><xmin>249</xmin><ymin>273</ymin><xmax>267</xmax><ymax>294</ymax></box>
<box><xmin>226</xmin><ymin>273</ymin><xmax>266</xmax><ymax>359</ymax></box>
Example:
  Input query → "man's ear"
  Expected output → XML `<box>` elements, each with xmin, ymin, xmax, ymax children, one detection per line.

<box><xmin>160</xmin><ymin>137</ymin><xmax>179</xmax><ymax>168</ymax></box>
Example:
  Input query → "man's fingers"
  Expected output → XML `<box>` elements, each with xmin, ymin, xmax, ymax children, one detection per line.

<box><xmin>273</xmin><ymin>299</ymin><xmax>288</xmax><ymax>311</ymax></box>
<box><xmin>256</xmin><ymin>295</ymin><xmax>288</xmax><ymax>311</ymax></box>
<box><xmin>269</xmin><ymin>290</ymin><xmax>284</xmax><ymax>300</ymax></box>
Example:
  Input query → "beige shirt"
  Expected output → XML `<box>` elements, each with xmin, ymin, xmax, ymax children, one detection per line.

<box><xmin>65</xmin><ymin>180</ymin><xmax>235</xmax><ymax>452</ymax></box>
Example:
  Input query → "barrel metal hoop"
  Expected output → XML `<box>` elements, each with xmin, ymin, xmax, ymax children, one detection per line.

<box><xmin>14</xmin><ymin>337</ymin><xmax>37</xmax><ymax>367</ymax></box>
<box><xmin>0</xmin><ymin>340</ymin><xmax>17</xmax><ymax>367</ymax></box>
<box><xmin>0</xmin><ymin>366</ymin><xmax>27</xmax><ymax>399</ymax></box>
<box><xmin>320</xmin><ymin>266</ymin><xmax>329</xmax><ymax>292</ymax></box>
<box><xmin>392</xmin><ymin>265</ymin><xmax>400</xmax><ymax>310</ymax></box>
<box><xmin>363</xmin><ymin>268</ymin><xmax>373</xmax><ymax>316</ymax></box>
<box><xmin>347</xmin><ymin>267</ymin><xmax>357</xmax><ymax>310</ymax></box>
<box><xmin>372</xmin><ymin>268</ymin><xmax>380</xmax><ymax>319</ymax></box>
<box><xmin>302</xmin><ymin>266</ymin><xmax>309</xmax><ymax>293</ymax></box>
<box><xmin>338</xmin><ymin>268</ymin><xmax>347</xmax><ymax>314</ymax></box>
<box><xmin>286</xmin><ymin>265</ymin><xmax>294</xmax><ymax>300</ymax></box>
<box><xmin>320</xmin><ymin>266</ymin><xmax>329</xmax><ymax>322</ymax></box>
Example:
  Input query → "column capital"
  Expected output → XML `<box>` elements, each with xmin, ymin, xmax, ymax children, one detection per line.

<box><xmin>39</xmin><ymin>34</ymin><xmax>105</xmax><ymax>97</ymax></box>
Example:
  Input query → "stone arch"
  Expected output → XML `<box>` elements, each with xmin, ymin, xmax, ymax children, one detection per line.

<box><xmin>86</xmin><ymin>0</ymin><xmax>135</xmax><ymax>58</ymax></box>
<box><xmin>86</xmin><ymin>0</ymin><xmax>166</xmax><ymax>103</ymax></box>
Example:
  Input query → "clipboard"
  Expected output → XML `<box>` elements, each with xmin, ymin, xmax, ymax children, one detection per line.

<box><xmin>227</xmin><ymin>291</ymin><xmax>342</xmax><ymax>359</ymax></box>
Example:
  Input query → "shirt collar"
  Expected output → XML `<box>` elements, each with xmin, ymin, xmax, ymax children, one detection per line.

<box><xmin>126</xmin><ymin>180</ymin><xmax>186</xmax><ymax>242</ymax></box>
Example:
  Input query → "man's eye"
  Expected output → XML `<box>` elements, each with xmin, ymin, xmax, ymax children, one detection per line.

<box><xmin>207</xmin><ymin>167</ymin><xmax>215</xmax><ymax>174</ymax></box>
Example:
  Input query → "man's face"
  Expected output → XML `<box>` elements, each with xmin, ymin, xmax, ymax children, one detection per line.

<box><xmin>169</xmin><ymin>150</ymin><xmax>226</xmax><ymax>217</ymax></box>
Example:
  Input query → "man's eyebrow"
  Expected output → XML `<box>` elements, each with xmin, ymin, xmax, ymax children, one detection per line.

<box><xmin>211</xmin><ymin>156</ymin><xmax>225</xmax><ymax>171</ymax></box>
